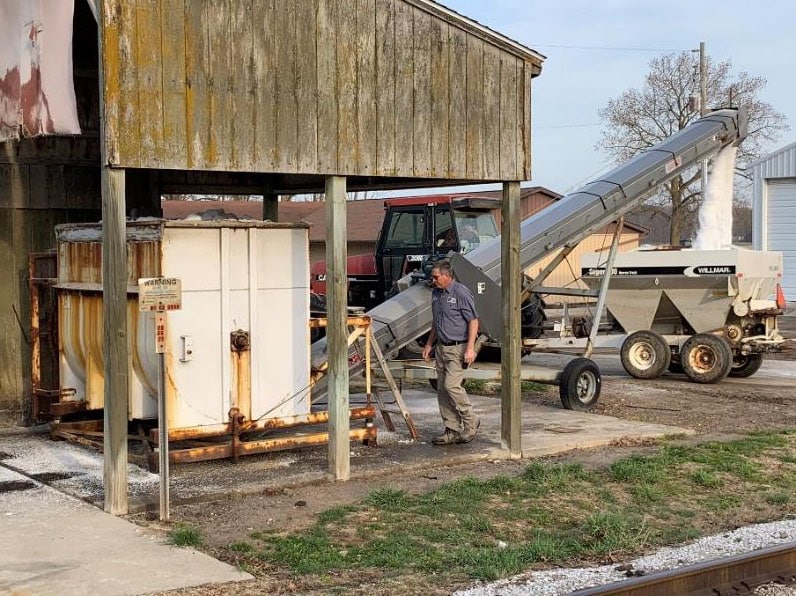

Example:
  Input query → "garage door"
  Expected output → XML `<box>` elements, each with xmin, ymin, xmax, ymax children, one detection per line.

<box><xmin>767</xmin><ymin>178</ymin><xmax>796</xmax><ymax>299</ymax></box>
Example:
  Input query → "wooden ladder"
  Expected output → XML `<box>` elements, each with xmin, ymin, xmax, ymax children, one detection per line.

<box><xmin>354</xmin><ymin>326</ymin><xmax>419</xmax><ymax>441</ymax></box>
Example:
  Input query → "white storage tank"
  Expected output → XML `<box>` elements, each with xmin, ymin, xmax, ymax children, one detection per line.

<box><xmin>54</xmin><ymin>219</ymin><xmax>311</xmax><ymax>432</ymax></box>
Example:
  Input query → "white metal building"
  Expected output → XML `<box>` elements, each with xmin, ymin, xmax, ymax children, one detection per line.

<box><xmin>750</xmin><ymin>142</ymin><xmax>796</xmax><ymax>299</ymax></box>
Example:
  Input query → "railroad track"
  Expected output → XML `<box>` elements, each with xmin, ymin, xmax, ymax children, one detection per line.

<box><xmin>572</xmin><ymin>541</ymin><xmax>796</xmax><ymax>595</ymax></box>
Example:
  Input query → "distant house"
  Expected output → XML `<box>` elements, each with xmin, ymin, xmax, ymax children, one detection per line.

<box><xmin>749</xmin><ymin>142</ymin><xmax>796</xmax><ymax>298</ymax></box>
<box><xmin>163</xmin><ymin>186</ymin><xmax>646</xmax><ymax>303</ymax></box>
<box><xmin>161</xmin><ymin>199</ymin><xmax>323</xmax><ymax>224</ymax></box>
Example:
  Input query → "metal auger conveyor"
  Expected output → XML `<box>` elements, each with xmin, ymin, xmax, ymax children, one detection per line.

<box><xmin>311</xmin><ymin>108</ymin><xmax>748</xmax><ymax>397</ymax></box>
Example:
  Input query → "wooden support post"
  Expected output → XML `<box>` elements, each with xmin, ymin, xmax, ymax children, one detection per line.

<box><xmin>501</xmin><ymin>181</ymin><xmax>522</xmax><ymax>458</ymax></box>
<box><xmin>325</xmin><ymin>176</ymin><xmax>349</xmax><ymax>480</ymax></box>
<box><xmin>98</xmin><ymin>0</ymin><xmax>128</xmax><ymax>514</ymax></box>
<box><xmin>102</xmin><ymin>166</ymin><xmax>129</xmax><ymax>514</ymax></box>
<box><xmin>262</xmin><ymin>181</ymin><xmax>278</xmax><ymax>222</ymax></box>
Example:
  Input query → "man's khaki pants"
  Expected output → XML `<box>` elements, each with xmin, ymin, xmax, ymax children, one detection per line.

<box><xmin>435</xmin><ymin>343</ymin><xmax>476</xmax><ymax>432</ymax></box>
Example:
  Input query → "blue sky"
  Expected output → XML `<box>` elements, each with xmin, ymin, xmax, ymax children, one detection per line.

<box><xmin>435</xmin><ymin>0</ymin><xmax>795</xmax><ymax>195</ymax></box>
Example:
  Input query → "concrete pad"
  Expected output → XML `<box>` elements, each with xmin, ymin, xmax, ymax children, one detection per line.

<box><xmin>401</xmin><ymin>390</ymin><xmax>692</xmax><ymax>460</ymax></box>
<box><xmin>0</xmin><ymin>466</ymin><xmax>251</xmax><ymax>596</ymax></box>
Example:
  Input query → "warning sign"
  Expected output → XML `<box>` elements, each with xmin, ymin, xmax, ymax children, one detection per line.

<box><xmin>138</xmin><ymin>277</ymin><xmax>182</xmax><ymax>312</ymax></box>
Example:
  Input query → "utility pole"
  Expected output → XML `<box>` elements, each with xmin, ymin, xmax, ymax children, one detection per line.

<box><xmin>699</xmin><ymin>41</ymin><xmax>708</xmax><ymax>200</ymax></box>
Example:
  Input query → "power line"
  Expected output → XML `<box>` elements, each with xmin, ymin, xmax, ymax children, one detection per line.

<box><xmin>536</xmin><ymin>123</ymin><xmax>601</xmax><ymax>130</ymax></box>
<box><xmin>531</xmin><ymin>44</ymin><xmax>686</xmax><ymax>52</ymax></box>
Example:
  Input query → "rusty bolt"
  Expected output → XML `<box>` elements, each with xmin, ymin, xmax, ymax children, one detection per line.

<box><xmin>231</xmin><ymin>330</ymin><xmax>250</xmax><ymax>352</ymax></box>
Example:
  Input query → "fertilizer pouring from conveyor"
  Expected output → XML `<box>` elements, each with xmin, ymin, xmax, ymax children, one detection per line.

<box><xmin>310</xmin><ymin>108</ymin><xmax>748</xmax><ymax>379</ymax></box>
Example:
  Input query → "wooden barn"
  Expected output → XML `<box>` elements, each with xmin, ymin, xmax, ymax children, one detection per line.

<box><xmin>0</xmin><ymin>0</ymin><xmax>544</xmax><ymax>512</ymax></box>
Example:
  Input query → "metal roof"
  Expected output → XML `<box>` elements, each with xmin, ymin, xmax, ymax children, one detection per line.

<box><xmin>746</xmin><ymin>141</ymin><xmax>796</xmax><ymax>175</ymax></box>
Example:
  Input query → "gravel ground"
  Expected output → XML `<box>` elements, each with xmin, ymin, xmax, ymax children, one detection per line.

<box><xmin>456</xmin><ymin>519</ymin><xmax>796</xmax><ymax>595</ymax></box>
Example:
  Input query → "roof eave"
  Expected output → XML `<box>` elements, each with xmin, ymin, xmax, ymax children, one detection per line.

<box><xmin>408</xmin><ymin>0</ymin><xmax>545</xmax><ymax>72</ymax></box>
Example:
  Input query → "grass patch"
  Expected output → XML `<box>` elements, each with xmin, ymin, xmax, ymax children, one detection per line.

<box><xmin>521</xmin><ymin>380</ymin><xmax>548</xmax><ymax>393</ymax></box>
<box><xmin>463</xmin><ymin>379</ymin><xmax>489</xmax><ymax>393</ymax></box>
<box><xmin>366</xmin><ymin>488</ymin><xmax>410</xmax><ymax>511</ymax></box>
<box><xmin>217</xmin><ymin>430</ymin><xmax>796</xmax><ymax>584</ymax></box>
<box><xmin>168</xmin><ymin>523</ymin><xmax>203</xmax><ymax>548</ymax></box>
<box><xmin>765</xmin><ymin>492</ymin><xmax>791</xmax><ymax>506</ymax></box>
<box><xmin>691</xmin><ymin>469</ymin><xmax>722</xmax><ymax>488</ymax></box>
<box><xmin>229</xmin><ymin>540</ymin><xmax>256</xmax><ymax>554</ymax></box>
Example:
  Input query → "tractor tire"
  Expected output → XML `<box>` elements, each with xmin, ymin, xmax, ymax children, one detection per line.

<box><xmin>476</xmin><ymin>294</ymin><xmax>547</xmax><ymax>363</ymax></box>
<box><xmin>729</xmin><ymin>352</ymin><xmax>763</xmax><ymax>378</ymax></box>
<box><xmin>559</xmin><ymin>357</ymin><xmax>601</xmax><ymax>411</ymax></box>
<box><xmin>681</xmin><ymin>334</ymin><xmax>732</xmax><ymax>384</ymax></box>
<box><xmin>521</xmin><ymin>294</ymin><xmax>547</xmax><ymax>340</ymax></box>
<box><xmin>620</xmin><ymin>330</ymin><xmax>671</xmax><ymax>380</ymax></box>
<box><xmin>397</xmin><ymin>336</ymin><xmax>428</xmax><ymax>360</ymax></box>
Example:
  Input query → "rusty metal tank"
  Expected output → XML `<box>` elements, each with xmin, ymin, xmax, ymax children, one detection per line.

<box><xmin>54</xmin><ymin>219</ymin><xmax>311</xmax><ymax>430</ymax></box>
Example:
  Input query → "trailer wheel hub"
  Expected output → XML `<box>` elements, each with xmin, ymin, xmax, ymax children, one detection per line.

<box><xmin>690</xmin><ymin>345</ymin><xmax>717</xmax><ymax>372</ymax></box>
<box><xmin>628</xmin><ymin>342</ymin><xmax>656</xmax><ymax>370</ymax></box>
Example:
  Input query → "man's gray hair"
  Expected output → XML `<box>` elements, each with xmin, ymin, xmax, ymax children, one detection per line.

<box><xmin>433</xmin><ymin>260</ymin><xmax>453</xmax><ymax>276</ymax></box>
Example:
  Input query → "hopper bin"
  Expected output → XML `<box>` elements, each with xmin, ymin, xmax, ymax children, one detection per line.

<box><xmin>53</xmin><ymin>220</ymin><xmax>311</xmax><ymax>431</ymax></box>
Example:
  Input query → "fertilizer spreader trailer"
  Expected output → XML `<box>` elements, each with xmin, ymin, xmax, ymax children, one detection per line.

<box><xmin>524</xmin><ymin>247</ymin><xmax>786</xmax><ymax>384</ymax></box>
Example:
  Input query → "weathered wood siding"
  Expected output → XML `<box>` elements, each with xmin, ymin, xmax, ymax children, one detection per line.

<box><xmin>101</xmin><ymin>0</ymin><xmax>537</xmax><ymax>181</ymax></box>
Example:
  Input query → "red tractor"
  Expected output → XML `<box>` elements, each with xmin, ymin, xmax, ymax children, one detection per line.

<box><xmin>310</xmin><ymin>195</ymin><xmax>501</xmax><ymax>312</ymax></box>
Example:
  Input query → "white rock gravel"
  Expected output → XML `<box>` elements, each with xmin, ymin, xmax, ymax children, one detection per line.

<box><xmin>455</xmin><ymin>518</ymin><xmax>796</xmax><ymax>596</ymax></box>
<box><xmin>0</xmin><ymin>434</ymin><xmax>158</xmax><ymax>503</ymax></box>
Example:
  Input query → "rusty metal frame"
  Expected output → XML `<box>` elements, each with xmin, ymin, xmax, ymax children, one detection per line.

<box><xmin>43</xmin><ymin>312</ymin><xmax>380</xmax><ymax>469</ymax></box>
<box><xmin>147</xmin><ymin>406</ymin><xmax>377</xmax><ymax>468</ymax></box>
<box><xmin>28</xmin><ymin>251</ymin><xmax>75</xmax><ymax>423</ymax></box>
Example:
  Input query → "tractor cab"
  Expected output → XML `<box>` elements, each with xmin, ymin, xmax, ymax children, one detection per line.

<box><xmin>376</xmin><ymin>197</ymin><xmax>499</xmax><ymax>303</ymax></box>
<box><xmin>310</xmin><ymin>196</ymin><xmax>499</xmax><ymax>312</ymax></box>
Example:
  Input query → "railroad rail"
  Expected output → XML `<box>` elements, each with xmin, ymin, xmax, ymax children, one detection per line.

<box><xmin>572</xmin><ymin>541</ymin><xmax>796</xmax><ymax>595</ymax></box>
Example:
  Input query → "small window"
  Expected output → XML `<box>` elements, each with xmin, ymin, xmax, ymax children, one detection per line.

<box><xmin>383</xmin><ymin>210</ymin><xmax>425</xmax><ymax>249</ymax></box>
<box><xmin>454</xmin><ymin>212</ymin><xmax>498</xmax><ymax>253</ymax></box>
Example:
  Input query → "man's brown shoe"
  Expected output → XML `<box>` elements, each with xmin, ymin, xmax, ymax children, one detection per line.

<box><xmin>457</xmin><ymin>418</ymin><xmax>480</xmax><ymax>444</ymax></box>
<box><xmin>432</xmin><ymin>429</ymin><xmax>460</xmax><ymax>445</ymax></box>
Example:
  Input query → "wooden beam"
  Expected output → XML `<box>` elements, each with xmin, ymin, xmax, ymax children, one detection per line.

<box><xmin>500</xmin><ymin>181</ymin><xmax>521</xmax><ymax>458</ymax></box>
<box><xmin>101</xmin><ymin>166</ymin><xmax>129</xmax><ymax>514</ymax></box>
<box><xmin>99</xmin><ymin>0</ymin><xmax>128</xmax><ymax>515</ymax></box>
<box><xmin>325</xmin><ymin>175</ymin><xmax>349</xmax><ymax>480</ymax></box>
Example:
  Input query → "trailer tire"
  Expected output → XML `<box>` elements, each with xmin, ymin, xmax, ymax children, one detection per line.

<box><xmin>559</xmin><ymin>358</ymin><xmax>601</xmax><ymax>411</ymax></box>
<box><xmin>728</xmin><ymin>352</ymin><xmax>763</xmax><ymax>378</ymax></box>
<box><xmin>620</xmin><ymin>331</ymin><xmax>671</xmax><ymax>379</ymax></box>
<box><xmin>681</xmin><ymin>334</ymin><xmax>732</xmax><ymax>384</ymax></box>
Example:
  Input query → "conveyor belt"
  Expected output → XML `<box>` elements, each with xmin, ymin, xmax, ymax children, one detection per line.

<box><xmin>311</xmin><ymin>108</ymin><xmax>747</xmax><ymax>375</ymax></box>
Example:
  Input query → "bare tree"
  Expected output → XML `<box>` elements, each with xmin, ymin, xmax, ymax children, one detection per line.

<box><xmin>597</xmin><ymin>52</ymin><xmax>788</xmax><ymax>245</ymax></box>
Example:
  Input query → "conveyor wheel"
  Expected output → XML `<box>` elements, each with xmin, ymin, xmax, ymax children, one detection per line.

<box><xmin>681</xmin><ymin>333</ymin><xmax>732</xmax><ymax>383</ymax></box>
<box><xmin>559</xmin><ymin>357</ymin><xmax>601</xmax><ymax>410</ymax></box>
<box><xmin>620</xmin><ymin>330</ymin><xmax>671</xmax><ymax>379</ymax></box>
<box><xmin>728</xmin><ymin>352</ymin><xmax>763</xmax><ymax>378</ymax></box>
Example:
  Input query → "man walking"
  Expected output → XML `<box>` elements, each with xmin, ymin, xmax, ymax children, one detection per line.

<box><xmin>422</xmin><ymin>260</ymin><xmax>480</xmax><ymax>445</ymax></box>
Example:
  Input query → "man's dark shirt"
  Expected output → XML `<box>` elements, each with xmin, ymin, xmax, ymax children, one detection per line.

<box><xmin>431</xmin><ymin>280</ymin><xmax>478</xmax><ymax>343</ymax></box>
